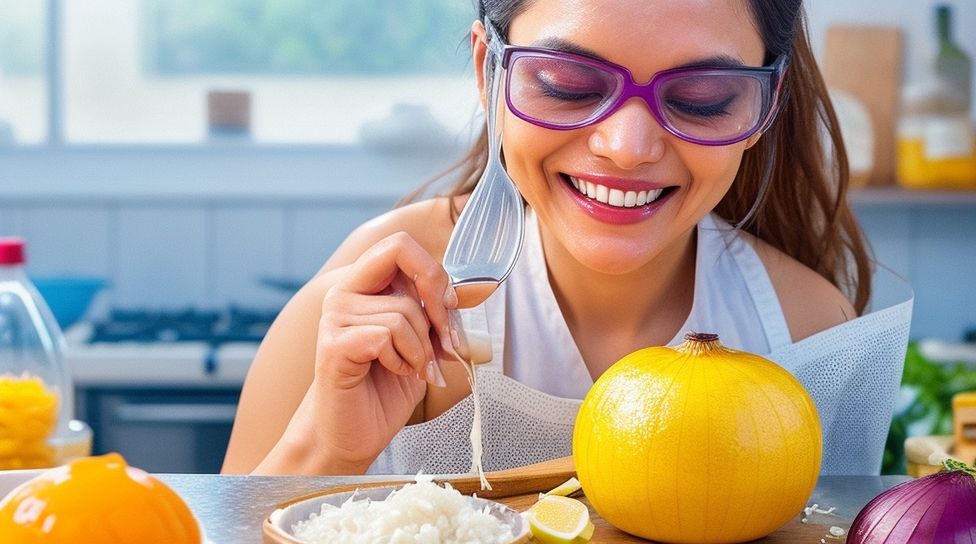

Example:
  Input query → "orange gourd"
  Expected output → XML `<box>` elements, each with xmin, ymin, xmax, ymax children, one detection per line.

<box><xmin>0</xmin><ymin>452</ymin><xmax>201</xmax><ymax>543</ymax></box>
<box><xmin>573</xmin><ymin>333</ymin><xmax>822</xmax><ymax>543</ymax></box>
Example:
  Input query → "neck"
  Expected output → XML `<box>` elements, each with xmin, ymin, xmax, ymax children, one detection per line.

<box><xmin>539</xmin><ymin>221</ymin><xmax>697</xmax><ymax>347</ymax></box>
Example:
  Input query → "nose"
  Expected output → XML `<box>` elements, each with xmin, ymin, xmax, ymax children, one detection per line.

<box><xmin>587</xmin><ymin>97</ymin><xmax>667</xmax><ymax>170</ymax></box>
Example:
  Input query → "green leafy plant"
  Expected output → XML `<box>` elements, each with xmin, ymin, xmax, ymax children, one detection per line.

<box><xmin>883</xmin><ymin>342</ymin><xmax>976</xmax><ymax>474</ymax></box>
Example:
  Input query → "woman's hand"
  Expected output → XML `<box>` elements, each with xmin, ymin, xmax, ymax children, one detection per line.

<box><xmin>256</xmin><ymin>232</ymin><xmax>458</xmax><ymax>474</ymax></box>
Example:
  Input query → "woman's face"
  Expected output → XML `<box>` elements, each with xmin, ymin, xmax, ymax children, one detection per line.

<box><xmin>475</xmin><ymin>0</ymin><xmax>766</xmax><ymax>276</ymax></box>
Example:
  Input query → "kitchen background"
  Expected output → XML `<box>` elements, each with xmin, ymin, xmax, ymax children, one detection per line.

<box><xmin>0</xmin><ymin>1</ymin><xmax>974</xmax><ymax>474</ymax></box>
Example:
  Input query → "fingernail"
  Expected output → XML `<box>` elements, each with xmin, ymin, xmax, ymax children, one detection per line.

<box><xmin>451</xmin><ymin>328</ymin><xmax>462</xmax><ymax>354</ymax></box>
<box><xmin>441</xmin><ymin>330</ymin><xmax>462</xmax><ymax>362</ymax></box>
<box><xmin>448</xmin><ymin>310</ymin><xmax>463</xmax><ymax>351</ymax></box>
<box><xmin>444</xmin><ymin>284</ymin><xmax>458</xmax><ymax>308</ymax></box>
<box><xmin>425</xmin><ymin>360</ymin><xmax>447</xmax><ymax>388</ymax></box>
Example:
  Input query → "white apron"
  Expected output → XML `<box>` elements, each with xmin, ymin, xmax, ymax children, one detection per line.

<box><xmin>367</xmin><ymin>212</ymin><xmax>913</xmax><ymax>476</ymax></box>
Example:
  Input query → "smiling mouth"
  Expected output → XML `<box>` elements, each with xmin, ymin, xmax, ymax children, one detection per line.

<box><xmin>566</xmin><ymin>175</ymin><xmax>674</xmax><ymax>208</ymax></box>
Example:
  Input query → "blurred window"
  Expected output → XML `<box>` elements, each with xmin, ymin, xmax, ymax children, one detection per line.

<box><xmin>146</xmin><ymin>0</ymin><xmax>468</xmax><ymax>76</ymax></box>
<box><xmin>5</xmin><ymin>0</ymin><xmax>479</xmax><ymax>145</ymax></box>
<box><xmin>0</xmin><ymin>1</ymin><xmax>47</xmax><ymax>144</ymax></box>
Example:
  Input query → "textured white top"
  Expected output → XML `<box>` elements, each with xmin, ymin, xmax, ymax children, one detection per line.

<box><xmin>367</xmin><ymin>211</ymin><xmax>913</xmax><ymax>476</ymax></box>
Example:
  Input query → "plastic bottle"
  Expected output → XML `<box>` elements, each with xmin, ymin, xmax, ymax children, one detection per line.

<box><xmin>0</xmin><ymin>237</ymin><xmax>90</xmax><ymax>469</ymax></box>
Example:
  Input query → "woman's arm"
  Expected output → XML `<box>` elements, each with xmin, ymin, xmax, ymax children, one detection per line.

<box><xmin>221</xmin><ymin>198</ymin><xmax>457</xmax><ymax>474</ymax></box>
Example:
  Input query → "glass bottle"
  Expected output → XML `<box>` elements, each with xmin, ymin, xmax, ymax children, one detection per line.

<box><xmin>0</xmin><ymin>237</ymin><xmax>89</xmax><ymax>468</ymax></box>
<box><xmin>896</xmin><ymin>5</ymin><xmax>976</xmax><ymax>189</ymax></box>
<box><xmin>935</xmin><ymin>4</ymin><xmax>972</xmax><ymax>112</ymax></box>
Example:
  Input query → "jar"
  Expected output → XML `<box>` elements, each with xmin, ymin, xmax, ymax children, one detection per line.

<box><xmin>896</xmin><ymin>79</ymin><xmax>976</xmax><ymax>189</ymax></box>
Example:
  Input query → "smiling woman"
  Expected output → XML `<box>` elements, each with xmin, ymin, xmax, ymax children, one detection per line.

<box><xmin>222</xmin><ymin>0</ymin><xmax>911</xmax><ymax>482</ymax></box>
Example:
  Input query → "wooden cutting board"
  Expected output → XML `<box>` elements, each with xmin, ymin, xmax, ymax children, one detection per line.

<box><xmin>498</xmin><ymin>493</ymin><xmax>844</xmax><ymax>543</ymax></box>
<box><xmin>268</xmin><ymin>456</ymin><xmax>848</xmax><ymax>543</ymax></box>
<box><xmin>456</xmin><ymin>456</ymin><xmax>847</xmax><ymax>542</ymax></box>
<box><xmin>821</xmin><ymin>25</ymin><xmax>903</xmax><ymax>187</ymax></box>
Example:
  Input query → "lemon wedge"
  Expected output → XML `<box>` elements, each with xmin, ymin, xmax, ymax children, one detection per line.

<box><xmin>544</xmin><ymin>476</ymin><xmax>582</xmax><ymax>497</ymax></box>
<box><xmin>527</xmin><ymin>495</ymin><xmax>593</xmax><ymax>544</ymax></box>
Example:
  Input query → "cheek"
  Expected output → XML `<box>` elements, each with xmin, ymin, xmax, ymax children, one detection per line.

<box><xmin>684</xmin><ymin>144</ymin><xmax>746</xmax><ymax>195</ymax></box>
<box><xmin>501</xmin><ymin>115</ymin><xmax>570</xmax><ymax>191</ymax></box>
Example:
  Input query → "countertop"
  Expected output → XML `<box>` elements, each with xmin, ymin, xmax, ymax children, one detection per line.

<box><xmin>156</xmin><ymin>473</ymin><xmax>912</xmax><ymax>543</ymax></box>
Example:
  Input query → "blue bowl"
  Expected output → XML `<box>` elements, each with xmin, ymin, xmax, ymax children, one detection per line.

<box><xmin>30</xmin><ymin>277</ymin><xmax>109</xmax><ymax>329</ymax></box>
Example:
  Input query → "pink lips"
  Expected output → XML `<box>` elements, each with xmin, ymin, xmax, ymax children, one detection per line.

<box><xmin>562</xmin><ymin>173</ymin><xmax>674</xmax><ymax>225</ymax></box>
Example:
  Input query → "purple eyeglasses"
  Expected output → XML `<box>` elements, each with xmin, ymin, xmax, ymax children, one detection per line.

<box><xmin>484</xmin><ymin>20</ymin><xmax>790</xmax><ymax>146</ymax></box>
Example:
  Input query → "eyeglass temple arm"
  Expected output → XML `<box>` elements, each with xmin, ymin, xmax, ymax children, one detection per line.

<box><xmin>756</xmin><ymin>52</ymin><xmax>792</xmax><ymax>136</ymax></box>
<box><xmin>483</xmin><ymin>18</ymin><xmax>505</xmax><ymax>157</ymax></box>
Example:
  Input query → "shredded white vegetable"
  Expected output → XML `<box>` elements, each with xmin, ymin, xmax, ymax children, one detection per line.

<box><xmin>291</xmin><ymin>476</ymin><xmax>513</xmax><ymax>543</ymax></box>
<box><xmin>462</xmin><ymin>358</ymin><xmax>492</xmax><ymax>491</ymax></box>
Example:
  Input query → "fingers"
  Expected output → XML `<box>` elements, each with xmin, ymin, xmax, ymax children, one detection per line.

<box><xmin>337</xmin><ymin>321</ymin><xmax>447</xmax><ymax>388</ymax></box>
<box><xmin>337</xmin><ymin>232</ymin><xmax>460</xmax><ymax>361</ymax></box>
<box><xmin>329</xmin><ymin>285</ymin><xmax>433</xmax><ymax>365</ymax></box>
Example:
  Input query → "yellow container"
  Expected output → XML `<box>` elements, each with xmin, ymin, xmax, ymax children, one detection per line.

<box><xmin>896</xmin><ymin>78</ymin><xmax>976</xmax><ymax>189</ymax></box>
<box><xmin>953</xmin><ymin>391</ymin><xmax>976</xmax><ymax>464</ymax></box>
<box><xmin>897</xmin><ymin>138</ymin><xmax>976</xmax><ymax>188</ymax></box>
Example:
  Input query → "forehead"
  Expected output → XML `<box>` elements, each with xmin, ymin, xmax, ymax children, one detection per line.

<box><xmin>508</xmin><ymin>0</ymin><xmax>766</xmax><ymax>77</ymax></box>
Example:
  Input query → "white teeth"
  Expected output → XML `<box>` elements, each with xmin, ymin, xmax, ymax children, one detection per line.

<box><xmin>568</xmin><ymin>176</ymin><xmax>665</xmax><ymax>208</ymax></box>
<box><xmin>608</xmin><ymin>188</ymin><xmax>624</xmax><ymax>206</ymax></box>
<box><xmin>596</xmin><ymin>184</ymin><xmax>608</xmax><ymax>202</ymax></box>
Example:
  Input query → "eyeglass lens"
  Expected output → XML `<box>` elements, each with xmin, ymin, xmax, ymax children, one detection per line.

<box><xmin>506</xmin><ymin>53</ymin><xmax>770</xmax><ymax>143</ymax></box>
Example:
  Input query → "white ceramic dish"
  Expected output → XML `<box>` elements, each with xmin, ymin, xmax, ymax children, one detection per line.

<box><xmin>264</xmin><ymin>484</ymin><xmax>531</xmax><ymax>544</ymax></box>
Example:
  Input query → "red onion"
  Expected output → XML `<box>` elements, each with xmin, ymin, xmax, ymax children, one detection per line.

<box><xmin>848</xmin><ymin>459</ymin><xmax>976</xmax><ymax>543</ymax></box>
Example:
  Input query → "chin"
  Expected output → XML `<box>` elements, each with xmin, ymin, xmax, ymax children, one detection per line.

<box><xmin>568</xmin><ymin>238</ymin><xmax>662</xmax><ymax>277</ymax></box>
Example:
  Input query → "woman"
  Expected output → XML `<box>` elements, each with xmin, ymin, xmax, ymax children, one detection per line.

<box><xmin>222</xmin><ymin>0</ymin><xmax>911</xmax><ymax>476</ymax></box>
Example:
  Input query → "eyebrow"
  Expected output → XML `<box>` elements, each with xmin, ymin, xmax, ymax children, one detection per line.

<box><xmin>530</xmin><ymin>37</ymin><xmax>749</xmax><ymax>69</ymax></box>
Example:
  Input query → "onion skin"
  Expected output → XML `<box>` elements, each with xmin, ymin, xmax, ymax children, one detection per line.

<box><xmin>848</xmin><ymin>460</ymin><xmax>976</xmax><ymax>544</ymax></box>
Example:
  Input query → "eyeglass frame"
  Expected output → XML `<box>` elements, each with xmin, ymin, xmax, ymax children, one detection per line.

<box><xmin>482</xmin><ymin>19</ymin><xmax>791</xmax><ymax>147</ymax></box>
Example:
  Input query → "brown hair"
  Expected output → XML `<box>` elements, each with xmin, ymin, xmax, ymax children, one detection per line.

<box><xmin>400</xmin><ymin>0</ymin><xmax>873</xmax><ymax>314</ymax></box>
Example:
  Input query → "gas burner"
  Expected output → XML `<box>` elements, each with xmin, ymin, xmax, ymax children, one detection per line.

<box><xmin>89</xmin><ymin>305</ymin><xmax>280</xmax><ymax>345</ymax></box>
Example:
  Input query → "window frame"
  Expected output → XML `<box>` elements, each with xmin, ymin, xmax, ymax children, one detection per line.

<box><xmin>0</xmin><ymin>0</ymin><xmax>474</xmax><ymax>200</ymax></box>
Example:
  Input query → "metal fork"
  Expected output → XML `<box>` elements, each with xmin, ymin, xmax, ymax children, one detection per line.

<box><xmin>442</xmin><ymin>32</ymin><xmax>525</xmax><ymax>309</ymax></box>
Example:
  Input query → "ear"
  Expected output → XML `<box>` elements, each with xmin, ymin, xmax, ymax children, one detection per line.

<box><xmin>743</xmin><ymin>131</ymin><xmax>763</xmax><ymax>150</ymax></box>
<box><xmin>471</xmin><ymin>20</ymin><xmax>490</xmax><ymax>112</ymax></box>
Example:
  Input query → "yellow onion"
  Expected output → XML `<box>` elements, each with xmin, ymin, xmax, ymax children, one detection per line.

<box><xmin>848</xmin><ymin>459</ymin><xmax>976</xmax><ymax>543</ymax></box>
<box><xmin>573</xmin><ymin>332</ymin><xmax>822</xmax><ymax>543</ymax></box>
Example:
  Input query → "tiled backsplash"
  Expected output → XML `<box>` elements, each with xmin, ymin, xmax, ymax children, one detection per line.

<box><xmin>2</xmin><ymin>193</ymin><xmax>975</xmax><ymax>342</ymax></box>
<box><xmin>852</xmin><ymin>202</ymin><xmax>976</xmax><ymax>341</ymax></box>
<box><xmin>0</xmin><ymin>199</ymin><xmax>393</xmax><ymax>312</ymax></box>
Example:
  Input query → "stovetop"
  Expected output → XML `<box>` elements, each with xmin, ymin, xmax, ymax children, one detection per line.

<box><xmin>66</xmin><ymin>306</ymin><xmax>279</xmax><ymax>386</ymax></box>
<box><xmin>88</xmin><ymin>306</ymin><xmax>278</xmax><ymax>345</ymax></box>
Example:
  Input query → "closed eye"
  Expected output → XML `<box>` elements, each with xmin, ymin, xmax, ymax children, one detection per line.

<box><xmin>533</xmin><ymin>64</ymin><xmax>610</xmax><ymax>103</ymax></box>
<box><xmin>539</xmin><ymin>81</ymin><xmax>605</xmax><ymax>102</ymax></box>
<box><xmin>666</xmin><ymin>95</ymin><xmax>736</xmax><ymax>118</ymax></box>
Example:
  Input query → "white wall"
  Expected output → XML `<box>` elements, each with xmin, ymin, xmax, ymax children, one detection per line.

<box><xmin>806</xmin><ymin>0</ymin><xmax>976</xmax><ymax>111</ymax></box>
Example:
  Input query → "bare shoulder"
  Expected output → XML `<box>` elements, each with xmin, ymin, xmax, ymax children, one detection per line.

<box><xmin>742</xmin><ymin>232</ymin><xmax>857</xmax><ymax>342</ymax></box>
<box><xmin>320</xmin><ymin>195</ymin><xmax>465</xmax><ymax>273</ymax></box>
